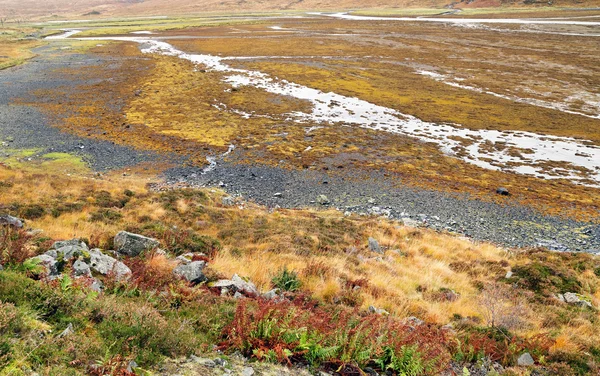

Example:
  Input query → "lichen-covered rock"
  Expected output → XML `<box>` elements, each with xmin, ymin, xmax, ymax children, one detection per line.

<box><xmin>563</xmin><ymin>292</ymin><xmax>593</xmax><ymax>308</ymax></box>
<box><xmin>27</xmin><ymin>254</ymin><xmax>58</xmax><ymax>277</ymax></box>
<box><xmin>51</xmin><ymin>239</ymin><xmax>88</xmax><ymax>251</ymax></box>
<box><xmin>173</xmin><ymin>261</ymin><xmax>207</xmax><ymax>284</ymax></box>
<box><xmin>88</xmin><ymin>249</ymin><xmax>131</xmax><ymax>280</ymax></box>
<box><xmin>114</xmin><ymin>231</ymin><xmax>159</xmax><ymax>257</ymax></box>
<box><xmin>72</xmin><ymin>260</ymin><xmax>91</xmax><ymax>277</ymax></box>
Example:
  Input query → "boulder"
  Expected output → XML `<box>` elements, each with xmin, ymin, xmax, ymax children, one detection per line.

<box><xmin>55</xmin><ymin>245</ymin><xmax>89</xmax><ymax>261</ymax></box>
<box><xmin>0</xmin><ymin>214</ymin><xmax>24</xmax><ymax>228</ymax></box>
<box><xmin>173</xmin><ymin>261</ymin><xmax>207</xmax><ymax>284</ymax></box>
<box><xmin>88</xmin><ymin>249</ymin><xmax>131</xmax><ymax>280</ymax></box>
<box><xmin>72</xmin><ymin>260</ymin><xmax>91</xmax><ymax>277</ymax></box>
<box><xmin>496</xmin><ymin>187</ymin><xmax>510</xmax><ymax>196</ymax></box>
<box><xmin>114</xmin><ymin>231</ymin><xmax>159</xmax><ymax>257</ymax></box>
<box><xmin>517</xmin><ymin>352</ymin><xmax>534</xmax><ymax>366</ymax></box>
<box><xmin>563</xmin><ymin>292</ymin><xmax>593</xmax><ymax>308</ymax></box>
<box><xmin>51</xmin><ymin>239</ymin><xmax>88</xmax><ymax>251</ymax></box>
<box><xmin>368</xmin><ymin>237</ymin><xmax>383</xmax><ymax>254</ymax></box>
<box><xmin>212</xmin><ymin>274</ymin><xmax>258</xmax><ymax>296</ymax></box>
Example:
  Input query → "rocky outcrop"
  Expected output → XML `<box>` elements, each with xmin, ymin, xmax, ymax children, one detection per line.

<box><xmin>114</xmin><ymin>231</ymin><xmax>159</xmax><ymax>257</ymax></box>
<box><xmin>559</xmin><ymin>292</ymin><xmax>594</xmax><ymax>309</ymax></box>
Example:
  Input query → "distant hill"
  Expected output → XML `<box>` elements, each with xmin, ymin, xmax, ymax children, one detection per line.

<box><xmin>1</xmin><ymin>0</ymin><xmax>599</xmax><ymax>20</ymax></box>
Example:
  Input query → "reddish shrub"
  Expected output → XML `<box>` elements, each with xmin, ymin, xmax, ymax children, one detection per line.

<box><xmin>0</xmin><ymin>227</ymin><xmax>35</xmax><ymax>265</ymax></box>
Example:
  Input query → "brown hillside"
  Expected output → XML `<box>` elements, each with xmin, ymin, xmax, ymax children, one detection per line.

<box><xmin>1</xmin><ymin>0</ymin><xmax>599</xmax><ymax>19</ymax></box>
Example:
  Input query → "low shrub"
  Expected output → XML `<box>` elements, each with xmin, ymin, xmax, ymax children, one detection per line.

<box><xmin>272</xmin><ymin>267</ymin><xmax>302</xmax><ymax>292</ymax></box>
<box><xmin>221</xmin><ymin>297</ymin><xmax>451</xmax><ymax>374</ymax></box>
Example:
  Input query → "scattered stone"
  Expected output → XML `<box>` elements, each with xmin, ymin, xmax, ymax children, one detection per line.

<box><xmin>212</xmin><ymin>274</ymin><xmax>259</xmax><ymax>297</ymax></box>
<box><xmin>517</xmin><ymin>352</ymin><xmax>534</xmax><ymax>366</ymax></box>
<box><xmin>0</xmin><ymin>214</ymin><xmax>24</xmax><ymax>228</ymax></box>
<box><xmin>316</xmin><ymin>194</ymin><xmax>330</xmax><ymax>205</ymax></box>
<box><xmin>368</xmin><ymin>305</ymin><xmax>389</xmax><ymax>315</ymax></box>
<box><xmin>27</xmin><ymin>254</ymin><xmax>58</xmax><ymax>277</ymax></box>
<box><xmin>57</xmin><ymin>323</ymin><xmax>74</xmax><ymax>338</ymax></box>
<box><xmin>273</xmin><ymin>192</ymin><xmax>283</xmax><ymax>197</ymax></box>
<box><xmin>241</xmin><ymin>367</ymin><xmax>255</xmax><ymax>376</ymax></box>
<box><xmin>173</xmin><ymin>261</ymin><xmax>207</xmax><ymax>284</ymax></box>
<box><xmin>563</xmin><ymin>292</ymin><xmax>593</xmax><ymax>308</ymax></box>
<box><xmin>233</xmin><ymin>292</ymin><xmax>244</xmax><ymax>299</ymax></box>
<box><xmin>51</xmin><ymin>239</ymin><xmax>87</xmax><ymax>250</ymax></box>
<box><xmin>262</xmin><ymin>288</ymin><xmax>283</xmax><ymax>301</ymax></box>
<box><xmin>114</xmin><ymin>231</ymin><xmax>159</xmax><ymax>257</ymax></box>
<box><xmin>190</xmin><ymin>355</ymin><xmax>216</xmax><ymax>367</ymax></box>
<box><xmin>0</xmin><ymin>264</ymin><xmax>3</xmax><ymax>272</ymax></box>
<box><xmin>88</xmin><ymin>249</ymin><xmax>131</xmax><ymax>280</ymax></box>
<box><xmin>222</xmin><ymin>196</ymin><xmax>235</xmax><ymax>206</ymax></box>
<box><xmin>505</xmin><ymin>270</ymin><xmax>513</xmax><ymax>279</ymax></box>
<box><xmin>72</xmin><ymin>259</ymin><xmax>91</xmax><ymax>277</ymax></box>
<box><xmin>404</xmin><ymin>316</ymin><xmax>424</xmax><ymax>327</ymax></box>
<box><xmin>496</xmin><ymin>187</ymin><xmax>510</xmax><ymax>196</ymax></box>
<box><xmin>127</xmin><ymin>360</ymin><xmax>138</xmax><ymax>373</ymax></box>
<box><xmin>90</xmin><ymin>278</ymin><xmax>103</xmax><ymax>292</ymax></box>
<box><xmin>213</xmin><ymin>358</ymin><xmax>227</xmax><ymax>367</ymax></box>
<box><xmin>368</xmin><ymin>237</ymin><xmax>383</xmax><ymax>254</ymax></box>
<box><xmin>401</xmin><ymin>217</ymin><xmax>419</xmax><ymax>227</ymax></box>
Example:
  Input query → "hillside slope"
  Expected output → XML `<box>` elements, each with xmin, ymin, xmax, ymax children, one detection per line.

<box><xmin>1</xmin><ymin>0</ymin><xmax>599</xmax><ymax>19</ymax></box>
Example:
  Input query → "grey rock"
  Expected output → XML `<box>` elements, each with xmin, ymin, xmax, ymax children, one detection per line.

<box><xmin>262</xmin><ymin>288</ymin><xmax>282</xmax><ymax>301</ymax></box>
<box><xmin>72</xmin><ymin>260</ymin><xmax>91</xmax><ymax>277</ymax></box>
<box><xmin>88</xmin><ymin>249</ymin><xmax>131</xmax><ymax>280</ymax></box>
<box><xmin>368</xmin><ymin>305</ymin><xmax>389</xmax><ymax>315</ymax></box>
<box><xmin>232</xmin><ymin>274</ymin><xmax>258</xmax><ymax>296</ymax></box>
<box><xmin>0</xmin><ymin>264</ymin><xmax>3</xmax><ymax>271</ymax></box>
<box><xmin>44</xmin><ymin>249</ymin><xmax>58</xmax><ymax>258</ymax></box>
<box><xmin>0</xmin><ymin>214</ymin><xmax>24</xmax><ymax>228</ymax></box>
<box><xmin>233</xmin><ymin>291</ymin><xmax>244</xmax><ymax>299</ymax></box>
<box><xmin>90</xmin><ymin>278</ymin><xmax>103</xmax><ymax>292</ymax></box>
<box><xmin>316</xmin><ymin>194</ymin><xmax>330</xmax><ymax>205</ymax></box>
<box><xmin>114</xmin><ymin>231</ymin><xmax>159</xmax><ymax>257</ymax></box>
<box><xmin>505</xmin><ymin>270</ymin><xmax>513</xmax><ymax>279</ymax></box>
<box><xmin>496</xmin><ymin>187</ymin><xmax>510</xmax><ymax>196</ymax></box>
<box><xmin>213</xmin><ymin>274</ymin><xmax>258</xmax><ymax>296</ymax></box>
<box><xmin>52</xmin><ymin>239</ymin><xmax>87</xmax><ymax>251</ymax></box>
<box><xmin>28</xmin><ymin>254</ymin><xmax>58</xmax><ymax>277</ymax></box>
<box><xmin>242</xmin><ymin>367</ymin><xmax>255</xmax><ymax>376</ymax></box>
<box><xmin>173</xmin><ymin>261</ymin><xmax>207</xmax><ymax>284</ymax></box>
<box><xmin>222</xmin><ymin>196</ymin><xmax>235</xmax><ymax>206</ymax></box>
<box><xmin>404</xmin><ymin>316</ymin><xmax>424</xmax><ymax>326</ymax></box>
<box><xmin>274</xmin><ymin>192</ymin><xmax>283</xmax><ymax>197</ymax></box>
<box><xmin>401</xmin><ymin>217</ymin><xmax>419</xmax><ymax>227</ymax></box>
<box><xmin>556</xmin><ymin>293</ymin><xmax>566</xmax><ymax>302</ymax></box>
<box><xmin>368</xmin><ymin>237</ymin><xmax>383</xmax><ymax>254</ymax></box>
<box><xmin>563</xmin><ymin>292</ymin><xmax>593</xmax><ymax>308</ymax></box>
<box><xmin>127</xmin><ymin>360</ymin><xmax>138</xmax><ymax>373</ymax></box>
<box><xmin>56</xmin><ymin>245</ymin><xmax>88</xmax><ymax>261</ymax></box>
<box><xmin>213</xmin><ymin>358</ymin><xmax>227</xmax><ymax>367</ymax></box>
<box><xmin>176</xmin><ymin>255</ymin><xmax>192</xmax><ymax>265</ymax></box>
<box><xmin>190</xmin><ymin>355</ymin><xmax>216</xmax><ymax>367</ymax></box>
<box><xmin>57</xmin><ymin>323</ymin><xmax>74</xmax><ymax>338</ymax></box>
<box><xmin>517</xmin><ymin>352</ymin><xmax>534</xmax><ymax>366</ymax></box>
